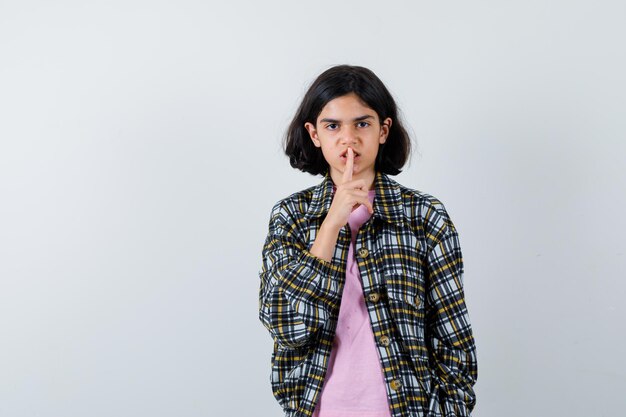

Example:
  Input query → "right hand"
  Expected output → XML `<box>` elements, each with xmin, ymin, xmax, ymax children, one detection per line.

<box><xmin>324</xmin><ymin>147</ymin><xmax>374</xmax><ymax>231</ymax></box>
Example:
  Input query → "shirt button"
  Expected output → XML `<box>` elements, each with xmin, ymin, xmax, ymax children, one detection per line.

<box><xmin>390</xmin><ymin>379</ymin><xmax>403</xmax><ymax>391</ymax></box>
<box><xmin>357</xmin><ymin>247</ymin><xmax>369</xmax><ymax>258</ymax></box>
<box><xmin>367</xmin><ymin>292</ymin><xmax>380</xmax><ymax>302</ymax></box>
<box><xmin>379</xmin><ymin>335</ymin><xmax>390</xmax><ymax>346</ymax></box>
<box><xmin>414</xmin><ymin>295</ymin><xmax>421</xmax><ymax>307</ymax></box>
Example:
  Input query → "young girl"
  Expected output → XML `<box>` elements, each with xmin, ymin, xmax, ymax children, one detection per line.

<box><xmin>258</xmin><ymin>65</ymin><xmax>478</xmax><ymax>417</ymax></box>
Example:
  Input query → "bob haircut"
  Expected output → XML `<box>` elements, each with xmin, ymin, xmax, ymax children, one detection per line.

<box><xmin>284</xmin><ymin>64</ymin><xmax>411</xmax><ymax>176</ymax></box>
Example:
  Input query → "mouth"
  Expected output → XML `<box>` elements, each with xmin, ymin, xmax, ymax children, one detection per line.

<box><xmin>340</xmin><ymin>149</ymin><xmax>360</xmax><ymax>158</ymax></box>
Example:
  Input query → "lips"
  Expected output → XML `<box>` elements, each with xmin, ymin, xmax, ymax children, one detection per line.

<box><xmin>340</xmin><ymin>149</ymin><xmax>360</xmax><ymax>157</ymax></box>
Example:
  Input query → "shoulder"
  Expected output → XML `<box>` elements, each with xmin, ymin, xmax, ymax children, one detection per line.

<box><xmin>394</xmin><ymin>180</ymin><xmax>458</xmax><ymax>246</ymax></box>
<box><xmin>266</xmin><ymin>183</ymin><xmax>317</xmax><ymax>227</ymax></box>
<box><xmin>394</xmin><ymin>179</ymin><xmax>453</xmax><ymax>223</ymax></box>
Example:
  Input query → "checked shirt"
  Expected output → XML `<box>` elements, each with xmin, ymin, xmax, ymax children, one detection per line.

<box><xmin>258</xmin><ymin>170</ymin><xmax>478</xmax><ymax>417</ymax></box>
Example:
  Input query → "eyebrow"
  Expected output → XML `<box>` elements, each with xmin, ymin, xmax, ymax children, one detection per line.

<box><xmin>319</xmin><ymin>115</ymin><xmax>375</xmax><ymax>123</ymax></box>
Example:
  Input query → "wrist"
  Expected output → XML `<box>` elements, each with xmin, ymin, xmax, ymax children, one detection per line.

<box><xmin>320</xmin><ymin>219</ymin><xmax>342</xmax><ymax>236</ymax></box>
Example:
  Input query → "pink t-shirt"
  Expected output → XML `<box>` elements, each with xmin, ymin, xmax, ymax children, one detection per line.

<box><xmin>312</xmin><ymin>188</ymin><xmax>392</xmax><ymax>417</ymax></box>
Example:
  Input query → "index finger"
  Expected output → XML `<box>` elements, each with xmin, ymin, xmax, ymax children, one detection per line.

<box><xmin>342</xmin><ymin>147</ymin><xmax>354</xmax><ymax>184</ymax></box>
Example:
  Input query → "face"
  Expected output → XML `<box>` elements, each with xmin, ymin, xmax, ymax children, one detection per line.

<box><xmin>304</xmin><ymin>92</ymin><xmax>392</xmax><ymax>186</ymax></box>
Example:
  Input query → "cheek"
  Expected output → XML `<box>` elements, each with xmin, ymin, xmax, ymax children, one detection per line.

<box><xmin>322</xmin><ymin>146</ymin><xmax>336</xmax><ymax>164</ymax></box>
<box><xmin>321</xmin><ymin>147</ymin><xmax>335</xmax><ymax>160</ymax></box>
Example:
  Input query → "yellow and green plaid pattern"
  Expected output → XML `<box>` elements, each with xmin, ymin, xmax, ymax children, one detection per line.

<box><xmin>259</xmin><ymin>170</ymin><xmax>478</xmax><ymax>417</ymax></box>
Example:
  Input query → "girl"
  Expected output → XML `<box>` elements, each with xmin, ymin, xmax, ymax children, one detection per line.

<box><xmin>258</xmin><ymin>65</ymin><xmax>478</xmax><ymax>417</ymax></box>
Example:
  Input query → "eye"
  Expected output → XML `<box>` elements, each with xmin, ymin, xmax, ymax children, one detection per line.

<box><xmin>326</xmin><ymin>123</ymin><xmax>339</xmax><ymax>130</ymax></box>
<box><xmin>357</xmin><ymin>121</ymin><xmax>370</xmax><ymax>128</ymax></box>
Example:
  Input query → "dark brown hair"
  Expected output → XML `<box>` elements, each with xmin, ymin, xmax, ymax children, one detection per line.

<box><xmin>283</xmin><ymin>64</ymin><xmax>412</xmax><ymax>176</ymax></box>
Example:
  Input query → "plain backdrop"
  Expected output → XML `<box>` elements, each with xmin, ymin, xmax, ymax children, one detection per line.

<box><xmin>1</xmin><ymin>1</ymin><xmax>625</xmax><ymax>416</ymax></box>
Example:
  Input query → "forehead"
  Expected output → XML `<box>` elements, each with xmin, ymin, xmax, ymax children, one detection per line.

<box><xmin>317</xmin><ymin>92</ymin><xmax>376</xmax><ymax>120</ymax></box>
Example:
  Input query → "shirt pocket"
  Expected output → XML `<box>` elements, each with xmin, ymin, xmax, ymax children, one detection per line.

<box><xmin>384</xmin><ymin>271</ymin><xmax>432</xmax><ymax>393</ymax></box>
<box><xmin>384</xmin><ymin>271</ymin><xmax>426</xmax><ymax>328</ymax></box>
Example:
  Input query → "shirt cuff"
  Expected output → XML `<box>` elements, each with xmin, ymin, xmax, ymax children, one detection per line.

<box><xmin>298</xmin><ymin>248</ymin><xmax>343</xmax><ymax>277</ymax></box>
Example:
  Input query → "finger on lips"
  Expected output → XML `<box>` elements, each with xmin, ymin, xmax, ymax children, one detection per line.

<box><xmin>342</xmin><ymin>148</ymin><xmax>354</xmax><ymax>184</ymax></box>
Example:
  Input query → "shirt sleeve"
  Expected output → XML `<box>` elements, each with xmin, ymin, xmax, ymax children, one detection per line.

<box><xmin>258</xmin><ymin>200</ymin><xmax>344</xmax><ymax>349</ymax></box>
<box><xmin>425</xmin><ymin>209</ymin><xmax>478</xmax><ymax>417</ymax></box>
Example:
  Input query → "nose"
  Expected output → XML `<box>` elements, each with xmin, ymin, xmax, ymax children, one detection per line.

<box><xmin>339</xmin><ymin>126</ymin><xmax>358</xmax><ymax>144</ymax></box>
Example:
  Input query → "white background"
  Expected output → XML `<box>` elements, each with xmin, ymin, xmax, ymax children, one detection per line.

<box><xmin>1</xmin><ymin>1</ymin><xmax>625</xmax><ymax>416</ymax></box>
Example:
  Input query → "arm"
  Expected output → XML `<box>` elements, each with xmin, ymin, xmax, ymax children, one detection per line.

<box><xmin>425</xmin><ymin>211</ymin><xmax>478</xmax><ymax>416</ymax></box>
<box><xmin>258</xmin><ymin>201</ymin><xmax>344</xmax><ymax>349</ymax></box>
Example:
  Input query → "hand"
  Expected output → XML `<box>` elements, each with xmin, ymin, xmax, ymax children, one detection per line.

<box><xmin>324</xmin><ymin>147</ymin><xmax>374</xmax><ymax>231</ymax></box>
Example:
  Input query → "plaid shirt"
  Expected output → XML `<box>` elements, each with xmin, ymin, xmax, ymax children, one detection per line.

<box><xmin>258</xmin><ymin>170</ymin><xmax>478</xmax><ymax>417</ymax></box>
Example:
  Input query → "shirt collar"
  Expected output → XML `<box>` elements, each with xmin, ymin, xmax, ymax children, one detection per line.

<box><xmin>303</xmin><ymin>170</ymin><xmax>405</xmax><ymax>226</ymax></box>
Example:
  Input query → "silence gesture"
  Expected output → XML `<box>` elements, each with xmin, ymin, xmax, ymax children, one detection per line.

<box><xmin>324</xmin><ymin>147</ymin><xmax>374</xmax><ymax>231</ymax></box>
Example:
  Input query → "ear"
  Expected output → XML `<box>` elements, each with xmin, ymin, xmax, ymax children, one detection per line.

<box><xmin>304</xmin><ymin>122</ymin><xmax>321</xmax><ymax>147</ymax></box>
<box><xmin>379</xmin><ymin>117</ymin><xmax>392</xmax><ymax>144</ymax></box>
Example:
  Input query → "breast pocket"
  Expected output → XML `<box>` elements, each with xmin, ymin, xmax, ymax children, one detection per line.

<box><xmin>384</xmin><ymin>271</ymin><xmax>432</xmax><ymax>393</ymax></box>
<box><xmin>385</xmin><ymin>274</ymin><xmax>427</xmax><ymax>344</ymax></box>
